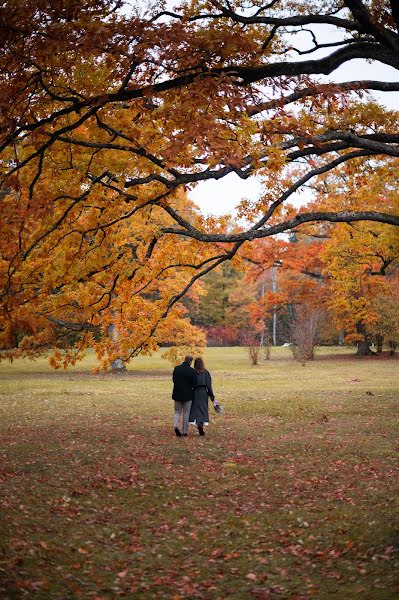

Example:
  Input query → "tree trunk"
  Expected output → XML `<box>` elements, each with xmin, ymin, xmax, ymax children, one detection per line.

<box><xmin>389</xmin><ymin>340</ymin><xmax>397</xmax><ymax>357</ymax></box>
<box><xmin>107</xmin><ymin>323</ymin><xmax>127</xmax><ymax>373</ymax></box>
<box><xmin>376</xmin><ymin>334</ymin><xmax>383</xmax><ymax>353</ymax></box>
<box><xmin>356</xmin><ymin>340</ymin><xmax>375</xmax><ymax>355</ymax></box>
<box><xmin>355</xmin><ymin>323</ymin><xmax>376</xmax><ymax>356</ymax></box>
<box><xmin>111</xmin><ymin>358</ymin><xmax>127</xmax><ymax>373</ymax></box>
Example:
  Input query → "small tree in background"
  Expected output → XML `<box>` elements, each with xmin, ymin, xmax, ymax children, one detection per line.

<box><xmin>261</xmin><ymin>328</ymin><xmax>271</xmax><ymax>360</ymax></box>
<box><xmin>240</xmin><ymin>329</ymin><xmax>262</xmax><ymax>366</ymax></box>
<box><xmin>290</xmin><ymin>306</ymin><xmax>322</xmax><ymax>363</ymax></box>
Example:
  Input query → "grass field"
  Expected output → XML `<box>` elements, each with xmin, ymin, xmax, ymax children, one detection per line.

<box><xmin>0</xmin><ymin>347</ymin><xmax>398</xmax><ymax>599</ymax></box>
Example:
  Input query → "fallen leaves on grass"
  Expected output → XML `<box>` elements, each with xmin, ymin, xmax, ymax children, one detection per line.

<box><xmin>1</xmin><ymin>355</ymin><xmax>398</xmax><ymax>599</ymax></box>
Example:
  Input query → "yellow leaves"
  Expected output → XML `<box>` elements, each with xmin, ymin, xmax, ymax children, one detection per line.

<box><xmin>0</xmin><ymin>172</ymin><xmax>214</xmax><ymax>369</ymax></box>
<box><xmin>162</xmin><ymin>343</ymin><xmax>203</xmax><ymax>366</ymax></box>
<box><xmin>345</xmin><ymin>332</ymin><xmax>365</xmax><ymax>345</ymax></box>
<box><xmin>2</xmin><ymin>0</ymin><xmax>399</xmax><ymax>369</ymax></box>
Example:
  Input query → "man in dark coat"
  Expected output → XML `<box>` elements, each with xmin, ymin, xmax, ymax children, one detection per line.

<box><xmin>172</xmin><ymin>355</ymin><xmax>196</xmax><ymax>437</ymax></box>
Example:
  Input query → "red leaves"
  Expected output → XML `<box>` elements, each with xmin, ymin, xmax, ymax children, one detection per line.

<box><xmin>117</xmin><ymin>569</ymin><xmax>128</xmax><ymax>578</ymax></box>
<box><xmin>224</xmin><ymin>551</ymin><xmax>241</xmax><ymax>560</ymax></box>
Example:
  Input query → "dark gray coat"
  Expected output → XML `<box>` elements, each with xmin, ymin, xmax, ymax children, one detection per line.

<box><xmin>189</xmin><ymin>370</ymin><xmax>215</xmax><ymax>425</ymax></box>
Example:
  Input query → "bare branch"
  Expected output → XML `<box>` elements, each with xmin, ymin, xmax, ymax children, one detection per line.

<box><xmin>344</xmin><ymin>0</ymin><xmax>399</xmax><ymax>50</ymax></box>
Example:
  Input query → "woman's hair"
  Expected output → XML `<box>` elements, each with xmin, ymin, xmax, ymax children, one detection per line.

<box><xmin>194</xmin><ymin>357</ymin><xmax>205</xmax><ymax>372</ymax></box>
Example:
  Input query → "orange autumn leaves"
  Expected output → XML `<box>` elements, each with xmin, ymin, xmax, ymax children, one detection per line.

<box><xmin>1</xmin><ymin>1</ymin><xmax>399</xmax><ymax>367</ymax></box>
<box><xmin>244</xmin><ymin>161</ymin><xmax>399</xmax><ymax>347</ymax></box>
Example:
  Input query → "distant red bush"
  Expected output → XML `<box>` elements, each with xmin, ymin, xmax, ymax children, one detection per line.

<box><xmin>202</xmin><ymin>325</ymin><xmax>241</xmax><ymax>346</ymax></box>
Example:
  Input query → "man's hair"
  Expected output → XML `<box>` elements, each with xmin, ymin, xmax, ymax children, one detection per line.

<box><xmin>184</xmin><ymin>355</ymin><xmax>193</xmax><ymax>364</ymax></box>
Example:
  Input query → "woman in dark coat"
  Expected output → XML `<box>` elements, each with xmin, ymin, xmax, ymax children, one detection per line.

<box><xmin>189</xmin><ymin>357</ymin><xmax>215</xmax><ymax>436</ymax></box>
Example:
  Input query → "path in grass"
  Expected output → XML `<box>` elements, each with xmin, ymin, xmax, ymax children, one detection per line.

<box><xmin>0</xmin><ymin>348</ymin><xmax>398</xmax><ymax>599</ymax></box>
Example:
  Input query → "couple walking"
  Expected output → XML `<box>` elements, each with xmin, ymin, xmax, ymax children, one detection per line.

<box><xmin>172</xmin><ymin>355</ymin><xmax>220</xmax><ymax>437</ymax></box>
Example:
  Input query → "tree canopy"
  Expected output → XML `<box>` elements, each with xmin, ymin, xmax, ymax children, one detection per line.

<box><xmin>1</xmin><ymin>0</ymin><xmax>399</xmax><ymax>366</ymax></box>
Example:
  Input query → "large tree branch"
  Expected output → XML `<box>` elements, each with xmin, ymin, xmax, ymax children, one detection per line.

<box><xmin>163</xmin><ymin>211</ymin><xmax>399</xmax><ymax>243</ymax></box>
<box><xmin>153</xmin><ymin>150</ymin><xmax>374</xmax><ymax>242</ymax></box>
<box><xmin>125</xmin><ymin>161</ymin><xmax>252</xmax><ymax>189</ymax></box>
<box><xmin>3</xmin><ymin>40</ymin><xmax>399</xmax><ymax>161</ymax></box>
<box><xmin>283</xmin><ymin>132</ymin><xmax>399</xmax><ymax>158</ymax></box>
<box><xmin>227</xmin><ymin>43</ymin><xmax>399</xmax><ymax>83</ymax></box>
<box><xmin>186</xmin><ymin>2</ymin><xmax>364</xmax><ymax>32</ymax></box>
<box><xmin>344</xmin><ymin>0</ymin><xmax>399</xmax><ymax>50</ymax></box>
<box><xmin>248</xmin><ymin>80</ymin><xmax>399</xmax><ymax>116</ymax></box>
<box><xmin>250</xmin><ymin>150</ymin><xmax>375</xmax><ymax>231</ymax></box>
<box><xmin>44</xmin><ymin>128</ymin><xmax>399</xmax><ymax>210</ymax></box>
<box><xmin>391</xmin><ymin>0</ymin><xmax>399</xmax><ymax>32</ymax></box>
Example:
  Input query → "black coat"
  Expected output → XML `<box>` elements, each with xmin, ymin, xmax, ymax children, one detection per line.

<box><xmin>172</xmin><ymin>361</ymin><xmax>196</xmax><ymax>402</ymax></box>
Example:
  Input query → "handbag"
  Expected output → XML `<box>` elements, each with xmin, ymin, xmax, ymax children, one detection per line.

<box><xmin>212</xmin><ymin>400</ymin><xmax>224</xmax><ymax>414</ymax></box>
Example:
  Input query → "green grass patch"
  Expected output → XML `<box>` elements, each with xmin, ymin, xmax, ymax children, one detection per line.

<box><xmin>0</xmin><ymin>347</ymin><xmax>398</xmax><ymax>599</ymax></box>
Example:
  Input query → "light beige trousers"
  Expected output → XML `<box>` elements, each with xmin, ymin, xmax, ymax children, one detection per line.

<box><xmin>173</xmin><ymin>400</ymin><xmax>192</xmax><ymax>435</ymax></box>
